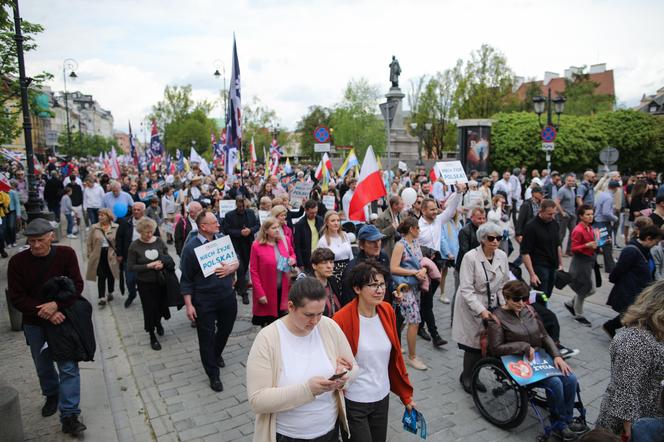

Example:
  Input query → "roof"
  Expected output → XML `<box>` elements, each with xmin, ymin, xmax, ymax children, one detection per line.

<box><xmin>515</xmin><ymin>70</ymin><xmax>615</xmax><ymax>100</ymax></box>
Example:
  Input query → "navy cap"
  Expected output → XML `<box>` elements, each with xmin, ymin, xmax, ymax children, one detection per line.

<box><xmin>357</xmin><ymin>224</ymin><xmax>386</xmax><ymax>241</ymax></box>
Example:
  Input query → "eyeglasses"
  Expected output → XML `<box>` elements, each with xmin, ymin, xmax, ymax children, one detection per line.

<box><xmin>508</xmin><ymin>296</ymin><xmax>529</xmax><ymax>303</ymax></box>
<box><xmin>485</xmin><ymin>235</ymin><xmax>501</xmax><ymax>242</ymax></box>
<box><xmin>366</xmin><ymin>283</ymin><xmax>386</xmax><ymax>292</ymax></box>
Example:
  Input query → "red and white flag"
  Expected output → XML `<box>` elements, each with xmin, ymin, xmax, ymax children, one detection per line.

<box><xmin>110</xmin><ymin>147</ymin><xmax>121</xmax><ymax>179</ymax></box>
<box><xmin>315</xmin><ymin>153</ymin><xmax>333</xmax><ymax>181</ymax></box>
<box><xmin>0</xmin><ymin>173</ymin><xmax>11</xmax><ymax>192</ymax></box>
<box><xmin>349</xmin><ymin>146</ymin><xmax>386</xmax><ymax>222</ymax></box>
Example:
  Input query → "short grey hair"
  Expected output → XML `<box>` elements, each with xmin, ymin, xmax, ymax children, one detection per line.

<box><xmin>476</xmin><ymin>222</ymin><xmax>503</xmax><ymax>243</ymax></box>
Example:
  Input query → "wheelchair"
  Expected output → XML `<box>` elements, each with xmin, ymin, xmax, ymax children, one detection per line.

<box><xmin>470</xmin><ymin>357</ymin><xmax>588</xmax><ymax>441</ymax></box>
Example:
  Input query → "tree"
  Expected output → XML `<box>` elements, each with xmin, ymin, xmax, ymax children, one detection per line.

<box><xmin>330</xmin><ymin>78</ymin><xmax>385</xmax><ymax>159</ymax></box>
<box><xmin>0</xmin><ymin>1</ymin><xmax>52</xmax><ymax>145</ymax></box>
<box><xmin>57</xmin><ymin>132</ymin><xmax>117</xmax><ymax>157</ymax></box>
<box><xmin>454</xmin><ymin>44</ymin><xmax>515</xmax><ymax>119</ymax></box>
<box><xmin>163</xmin><ymin>108</ymin><xmax>217</xmax><ymax>158</ymax></box>
<box><xmin>296</xmin><ymin>105</ymin><xmax>332</xmax><ymax>159</ymax></box>
<box><xmin>563</xmin><ymin>69</ymin><xmax>615</xmax><ymax>115</ymax></box>
<box><xmin>242</xmin><ymin>96</ymin><xmax>282</xmax><ymax>161</ymax></box>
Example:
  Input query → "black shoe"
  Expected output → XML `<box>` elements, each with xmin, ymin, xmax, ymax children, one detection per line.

<box><xmin>417</xmin><ymin>328</ymin><xmax>431</xmax><ymax>341</ymax></box>
<box><xmin>602</xmin><ymin>323</ymin><xmax>616</xmax><ymax>339</ymax></box>
<box><xmin>155</xmin><ymin>322</ymin><xmax>164</xmax><ymax>336</ymax></box>
<box><xmin>568</xmin><ymin>417</ymin><xmax>590</xmax><ymax>434</ymax></box>
<box><xmin>431</xmin><ymin>332</ymin><xmax>447</xmax><ymax>347</ymax></box>
<box><xmin>552</xmin><ymin>426</ymin><xmax>578</xmax><ymax>441</ymax></box>
<box><xmin>563</xmin><ymin>302</ymin><xmax>576</xmax><ymax>317</ymax></box>
<box><xmin>1</xmin><ymin>251</ymin><xmax>8</xmax><ymax>258</ymax></box>
<box><xmin>41</xmin><ymin>394</ymin><xmax>58</xmax><ymax>417</ymax></box>
<box><xmin>475</xmin><ymin>379</ymin><xmax>487</xmax><ymax>393</ymax></box>
<box><xmin>459</xmin><ymin>374</ymin><xmax>471</xmax><ymax>394</ymax></box>
<box><xmin>149</xmin><ymin>334</ymin><xmax>161</xmax><ymax>351</ymax></box>
<box><xmin>573</xmin><ymin>316</ymin><xmax>592</xmax><ymax>327</ymax></box>
<box><xmin>209</xmin><ymin>376</ymin><xmax>224</xmax><ymax>392</ymax></box>
<box><xmin>61</xmin><ymin>415</ymin><xmax>87</xmax><ymax>435</ymax></box>
<box><xmin>241</xmin><ymin>293</ymin><xmax>249</xmax><ymax>305</ymax></box>
<box><xmin>217</xmin><ymin>355</ymin><xmax>225</xmax><ymax>368</ymax></box>
<box><xmin>124</xmin><ymin>296</ymin><xmax>134</xmax><ymax>308</ymax></box>
<box><xmin>107</xmin><ymin>293</ymin><xmax>114</xmax><ymax>302</ymax></box>
<box><xmin>559</xmin><ymin>346</ymin><xmax>580</xmax><ymax>360</ymax></box>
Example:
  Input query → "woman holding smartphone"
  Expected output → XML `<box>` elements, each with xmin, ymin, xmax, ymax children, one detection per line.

<box><xmin>334</xmin><ymin>261</ymin><xmax>416</xmax><ymax>441</ymax></box>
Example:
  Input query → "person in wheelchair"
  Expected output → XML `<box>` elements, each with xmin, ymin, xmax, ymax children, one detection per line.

<box><xmin>487</xmin><ymin>280</ymin><xmax>590</xmax><ymax>440</ymax></box>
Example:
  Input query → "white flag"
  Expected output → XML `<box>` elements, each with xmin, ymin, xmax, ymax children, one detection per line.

<box><xmin>190</xmin><ymin>148</ymin><xmax>211</xmax><ymax>176</ymax></box>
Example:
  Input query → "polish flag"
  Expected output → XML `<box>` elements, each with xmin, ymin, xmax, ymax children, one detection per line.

<box><xmin>315</xmin><ymin>153</ymin><xmax>333</xmax><ymax>181</ymax></box>
<box><xmin>0</xmin><ymin>173</ymin><xmax>11</xmax><ymax>192</ymax></box>
<box><xmin>349</xmin><ymin>146</ymin><xmax>386</xmax><ymax>222</ymax></box>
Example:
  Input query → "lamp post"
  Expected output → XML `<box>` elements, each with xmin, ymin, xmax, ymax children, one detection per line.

<box><xmin>532</xmin><ymin>88</ymin><xmax>565</xmax><ymax>172</ymax></box>
<box><xmin>213</xmin><ymin>60</ymin><xmax>226</xmax><ymax>124</ymax></box>
<box><xmin>62</xmin><ymin>58</ymin><xmax>78</xmax><ymax>154</ymax></box>
<box><xmin>410</xmin><ymin>122</ymin><xmax>432</xmax><ymax>167</ymax></box>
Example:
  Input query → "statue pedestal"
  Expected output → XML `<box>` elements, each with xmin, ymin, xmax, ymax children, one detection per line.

<box><xmin>382</xmin><ymin>87</ymin><xmax>419</xmax><ymax>165</ymax></box>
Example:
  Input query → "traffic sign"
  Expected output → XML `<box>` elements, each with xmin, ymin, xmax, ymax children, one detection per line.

<box><xmin>599</xmin><ymin>147</ymin><xmax>619</xmax><ymax>165</ymax></box>
<box><xmin>541</xmin><ymin>142</ymin><xmax>555</xmax><ymax>151</ymax></box>
<box><xmin>314</xmin><ymin>143</ymin><xmax>331</xmax><ymax>153</ymax></box>
<box><xmin>540</xmin><ymin>125</ymin><xmax>557</xmax><ymax>142</ymax></box>
<box><xmin>314</xmin><ymin>126</ymin><xmax>330</xmax><ymax>143</ymax></box>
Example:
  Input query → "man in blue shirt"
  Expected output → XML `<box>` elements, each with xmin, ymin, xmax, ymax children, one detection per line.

<box><xmin>594</xmin><ymin>180</ymin><xmax>620</xmax><ymax>273</ymax></box>
<box><xmin>575</xmin><ymin>170</ymin><xmax>596</xmax><ymax>207</ymax></box>
<box><xmin>180</xmin><ymin>210</ymin><xmax>239</xmax><ymax>392</ymax></box>
<box><xmin>102</xmin><ymin>181</ymin><xmax>134</xmax><ymax>210</ymax></box>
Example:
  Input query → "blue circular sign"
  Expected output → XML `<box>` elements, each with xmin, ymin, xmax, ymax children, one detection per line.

<box><xmin>314</xmin><ymin>126</ymin><xmax>330</xmax><ymax>143</ymax></box>
<box><xmin>541</xmin><ymin>125</ymin><xmax>557</xmax><ymax>142</ymax></box>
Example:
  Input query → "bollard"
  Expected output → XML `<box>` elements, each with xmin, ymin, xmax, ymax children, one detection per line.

<box><xmin>0</xmin><ymin>386</ymin><xmax>24</xmax><ymax>442</ymax></box>
<box><xmin>5</xmin><ymin>289</ymin><xmax>22</xmax><ymax>332</ymax></box>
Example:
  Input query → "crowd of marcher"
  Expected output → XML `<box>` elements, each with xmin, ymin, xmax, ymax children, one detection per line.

<box><xmin>3</xmin><ymin>155</ymin><xmax>664</xmax><ymax>441</ymax></box>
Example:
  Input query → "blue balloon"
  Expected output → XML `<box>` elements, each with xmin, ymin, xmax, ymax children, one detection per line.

<box><xmin>113</xmin><ymin>202</ymin><xmax>128</xmax><ymax>219</ymax></box>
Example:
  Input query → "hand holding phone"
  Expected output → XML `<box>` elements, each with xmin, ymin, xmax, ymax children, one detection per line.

<box><xmin>328</xmin><ymin>371</ymin><xmax>347</xmax><ymax>381</ymax></box>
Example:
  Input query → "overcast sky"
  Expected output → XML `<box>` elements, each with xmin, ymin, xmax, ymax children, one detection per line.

<box><xmin>19</xmin><ymin>0</ymin><xmax>664</xmax><ymax>136</ymax></box>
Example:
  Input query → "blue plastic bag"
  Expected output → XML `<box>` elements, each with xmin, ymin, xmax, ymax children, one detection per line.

<box><xmin>402</xmin><ymin>407</ymin><xmax>427</xmax><ymax>439</ymax></box>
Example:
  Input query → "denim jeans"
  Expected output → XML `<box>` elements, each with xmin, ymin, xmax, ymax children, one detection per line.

<box><xmin>533</xmin><ymin>264</ymin><xmax>556</xmax><ymax>299</ymax></box>
<box><xmin>65</xmin><ymin>213</ymin><xmax>74</xmax><ymax>235</ymax></box>
<box><xmin>5</xmin><ymin>211</ymin><xmax>17</xmax><ymax>244</ymax></box>
<box><xmin>24</xmin><ymin>325</ymin><xmax>81</xmax><ymax>420</ymax></box>
<box><xmin>632</xmin><ymin>417</ymin><xmax>664</xmax><ymax>442</ymax></box>
<box><xmin>125</xmin><ymin>269</ymin><xmax>138</xmax><ymax>300</ymax></box>
<box><xmin>535</xmin><ymin>373</ymin><xmax>577</xmax><ymax>427</ymax></box>
<box><xmin>87</xmin><ymin>208</ymin><xmax>99</xmax><ymax>225</ymax></box>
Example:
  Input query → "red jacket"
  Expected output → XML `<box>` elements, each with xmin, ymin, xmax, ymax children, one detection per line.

<box><xmin>249</xmin><ymin>240</ymin><xmax>291</xmax><ymax>317</ymax></box>
<box><xmin>333</xmin><ymin>298</ymin><xmax>413</xmax><ymax>405</ymax></box>
<box><xmin>571</xmin><ymin>222</ymin><xmax>596</xmax><ymax>257</ymax></box>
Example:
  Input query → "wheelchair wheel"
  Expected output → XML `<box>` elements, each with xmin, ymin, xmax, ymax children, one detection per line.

<box><xmin>471</xmin><ymin>358</ymin><xmax>529</xmax><ymax>429</ymax></box>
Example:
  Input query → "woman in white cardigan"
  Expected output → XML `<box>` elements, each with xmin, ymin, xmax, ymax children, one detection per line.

<box><xmin>247</xmin><ymin>277</ymin><xmax>358</xmax><ymax>442</ymax></box>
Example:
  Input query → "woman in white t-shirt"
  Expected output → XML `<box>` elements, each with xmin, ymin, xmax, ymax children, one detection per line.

<box><xmin>333</xmin><ymin>261</ymin><xmax>416</xmax><ymax>441</ymax></box>
<box><xmin>246</xmin><ymin>277</ymin><xmax>358</xmax><ymax>442</ymax></box>
<box><xmin>317</xmin><ymin>211</ymin><xmax>354</xmax><ymax>293</ymax></box>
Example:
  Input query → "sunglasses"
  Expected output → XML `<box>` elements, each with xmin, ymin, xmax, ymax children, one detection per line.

<box><xmin>509</xmin><ymin>296</ymin><xmax>529</xmax><ymax>303</ymax></box>
<box><xmin>486</xmin><ymin>235</ymin><xmax>501</xmax><ymax>242</ymax></box>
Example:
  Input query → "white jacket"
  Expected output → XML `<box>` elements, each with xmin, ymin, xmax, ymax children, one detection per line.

<box><xmin>83</xmin><ymin>183</ymin><xmax>104</xmax><ymax>209</ymax></box>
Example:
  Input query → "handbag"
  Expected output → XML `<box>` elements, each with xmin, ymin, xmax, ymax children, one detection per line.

<box><xmin>554</xmin><ymin>270</ymin><xmax>572</xmax><ymax>290</ymax></box>
<box><xmin>274</xmin><ymin>245</ymin><xmax>291</xmax><ymax>273</ymax></box>
<box><xmin>478</xmin><ymin>262</ymin><xmax>498</xmax><ymax>357</ymax></box>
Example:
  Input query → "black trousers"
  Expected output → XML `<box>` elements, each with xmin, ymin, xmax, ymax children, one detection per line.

<box><xmin>277</xmin><ymin>423</ymin><xmax>339</xmax><ymax>442</ymax></box>
<box><xmin>137</xmin><ymin>280</ymin><xmax>169</xmax><ymax>333</ymax></box>
<box><xmin>195</xmin><ymin>296</ymin><xmax>238</xmax><ymax>378</ymax></box>
<box><xmin>342</xmin><ymin>395</ymin><xmax>389</xmax><ymax>442</ymax></box>
<box><xmin>419</xmin><ymin>283</ymin><xmax>438</xmax><ymax>335</ymax></box>
<box><xmin>235</xmin><ymin>244</ymin><xmax>251</xmax><ymax>296</ymax></box>
<box><xmin>530</xmin><ymin>301</ymin><xmax>560</xmax><ymax>343</ymax></box>
<box><xmin>96</xmin><ymin>247</ymin><xmax>115</xmax><ymax>298</ymax></box>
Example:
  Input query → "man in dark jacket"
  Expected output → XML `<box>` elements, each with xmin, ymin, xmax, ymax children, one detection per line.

<box><xmin>7</xmin><ymin>219</ymin><xmax>87</xmax><ymax>435</ymax></box>
<box><xmin>515</xmin><ymin>186</ymin><xmax>543</xmax><ymax>243</ymax></box>
<box><xmin>44</xmin><ymin>171</ymin><xmax>64</xmax><ymax>221</ymax></box>
<box><xmin>174</xmin><ymin>201</ymin><xmax>203</xmax><ymax>256</ymax></box>
<box><xmin>604</xmin><ymin>225</ymin><xmax>662</xmax><ymax>337</ymax></box>
<box><xmin>116</xmin><ymin>202</ymin><xmax>161</xmax><ymax>307</ymax></box>
<box><xmin>222</xmin><ymin>196</ymin><xmax>259</xmax><ymax>305</ymax></box>
<box><xmin>294</xmin><ymin>199</ymin><xmax>323</xmax><ymax>272</ymax></box>
<box><xmin>455</xmin><ymin>207</ymin><xmax>485</xmax><ymax>272</ymax></box>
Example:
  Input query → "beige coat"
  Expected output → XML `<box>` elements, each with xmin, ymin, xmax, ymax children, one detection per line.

<box><xmin>452</xmin><ymin>246</ymin><xmax>509</xmax><ymax>349</ymax></box>
<box><xmin>85</xmin><ymin>222</ymin><xmax>120</xmax><ymax>281</ymax></box>
<box><xmin>246</xmin><ymin>316</ymin><xmax>358</xmax><ymax>442</ymax></box>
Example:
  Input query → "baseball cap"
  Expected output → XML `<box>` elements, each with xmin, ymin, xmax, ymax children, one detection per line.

<box><xmin>357</xmin><ymin>224</ymin><xmax>385</xmax><ymax>241</ymax></box>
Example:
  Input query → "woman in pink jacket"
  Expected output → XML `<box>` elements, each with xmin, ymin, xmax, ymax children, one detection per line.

<box><xmin>250</xmin><ymin>217</ymin><xmax>292</xmax><ymax>327</ymax></box>
<box><xmin>270</xmin><ymin>205</ymin><xmax>297</xmax><ymax>265</ymax></box>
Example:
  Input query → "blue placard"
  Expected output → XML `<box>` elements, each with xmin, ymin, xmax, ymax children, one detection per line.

<box><xmin>501</xmin><ymin>351</ymin><xmax>563</xmax><ymax>386</ymax></box>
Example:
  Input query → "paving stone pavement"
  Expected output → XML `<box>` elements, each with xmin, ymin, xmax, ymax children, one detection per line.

<box><xmin>0</xmin><ymin>231</ymin><xmax>619</xmax><ymax>441</ymax></box>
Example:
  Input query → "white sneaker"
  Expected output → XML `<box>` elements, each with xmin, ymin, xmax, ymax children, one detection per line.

<box><xmin>66</xmin><ymin>234</ymin><xmax>78</xmax><ymax>239</ymax></box>
<box><xmin>440</xmin><ymin>296</ymin><xmax>451</xmax><ymax>304</ymax></box>
<box><xmin>6</xmin><ymin>244</ymin><xmax>12</xmax><ymax>249</ymax></box>
<box><xmin>98</xmin><ymin>297</ymin><xmax>107</xmax><ymax>306</ymax></box>
<box><xmin>406</xmin><ymin>356</ymin><xmax>428</xmax><ymax>371</ymax></box>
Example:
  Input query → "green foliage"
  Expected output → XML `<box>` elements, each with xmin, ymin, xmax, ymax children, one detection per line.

<box><xmin>490</xmin><ymin>110</ymin><xmax>664</xmax><ymax>173</ymax></box>
<box><xmin>163</xmin><ymin>108</ymin><xmax>217</xmax><ymax>159</ymax></box>
<box><xmin>0</xmin><ymin>1</ymin><xmax>52</xmax><ymax>144</ymax></box>
<box><xmin>149</xmin><ymin>85</ymin><xmax>195</xmax><ymax>131</ymax></box>
<box><xmin>330</xmin><ymin>78</ymin><xmax>385</xmax><ymax>159</ymax></box>
<box><xmin>296</xmin><ymin>105</ymin><xmax>332</xmax><ymax>159</ymax></box>
<box><xmin>242</xmin><ymin>97</ymin><xmax>282</xmax><ymax>161</ymax></box>
<box><xmin>57</xmin><ymin>131</ymin><xmax>117</xmax><ymax>157</ymax></box>
<box><xmin>563</xmin><ymin>71</ymin><xmax>615</xmax><ymax>115</ymax></box>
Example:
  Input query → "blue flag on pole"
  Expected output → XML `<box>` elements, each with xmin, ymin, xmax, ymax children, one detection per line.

<box><xmin>224</xmin><ymin>36</ymin><xmax>242</xmax><ymax>177</ymax></box>
<box><xmin>149</xmin><ymin>119</ymin><xmax>164</xmax><ymax>158</ymax></box>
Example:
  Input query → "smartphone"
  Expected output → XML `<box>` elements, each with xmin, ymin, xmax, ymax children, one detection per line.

<box><xmin>328</xmin><ymin>371</ymin><xmax>347</xmax><ymax>381</ymax></box>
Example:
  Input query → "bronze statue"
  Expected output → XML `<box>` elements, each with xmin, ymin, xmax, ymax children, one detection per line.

<box><xmin>389</xmin><ymin>56</ymin><xmax>401</xmax><ymax>88</ymax></box>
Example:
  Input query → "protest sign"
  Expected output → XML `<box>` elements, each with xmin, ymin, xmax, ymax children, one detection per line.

<box><xmin>258</xmin><ymin>210</ymin><xmax>270</xmax><ymax>225</ymax></box>
<box><xmin>290</xmin><ymin>181</ymin><xmax>313</xmax><ymax>209</ymax></box>
<box><xmin>322</xmin><ymin>195</ymin><xmax>336</xmax><ymax>210</ymax></box>
<box><xmin>436</xmin><ymin>161</ymin><xmax>468</xmax><ymax>184</ymax></box>
<box><xmin>194</xmin><ymin>236</ymin><xmax>239</xmax><ymax>278</ymax></box>
<box><xmin>218</xmin><ymin>200</ymin><xmax>236</xmax><ymax>218</ymax></box>
<box><xmin>501</xmin><ymin>352</ymin><xmax>563</xmax><ymax>386</ymax></box>
<box><xmin>594</xmin><ymin>227</ymin><xmax>610</xmax><ymax>247</ymax></box>
<box><xmin>398</xmin><ymin>161</ymin><xmax>408</xmax><ymax>172</ymax></box>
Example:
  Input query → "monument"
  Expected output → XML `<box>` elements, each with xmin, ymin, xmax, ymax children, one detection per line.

<box><xmin>381</xmin><ymin>56</ymin><xmax>419</xmax><ymax>165</ymax></box>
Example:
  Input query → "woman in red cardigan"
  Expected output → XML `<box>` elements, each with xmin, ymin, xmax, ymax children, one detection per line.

<box><xmin>564</xmin><ymin>204</ymin><xmax>599</xmax><ymax>327</ymax></box>
<box><xmin>269</xmin><ymin>204</ymin><xmax>297</xmax><ymax>267</ymax></box>
<box><xmin>250</xmin><ymin>217</ymin><xmax>291</xmax><ymax>327</ymax></box>
<box><xmin>333</xmin><ymin>261</ymin><xmax>416</xmax><ymax>441</ymax></box>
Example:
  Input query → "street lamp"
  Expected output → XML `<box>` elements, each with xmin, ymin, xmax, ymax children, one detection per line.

<box><xmin>410</xmin><ymin>122</ymin><xmax>432</xmax><ymax>167</ymax></box>
<box><xmin>532</xmin><ymin>87</ymin><xmax>565</xmax><ymax>171</ymax></box>
<box><xmin>62</xmin><ymin>58</ymin><xmax>78</xmax><ymax>154</ymax></box>
<box><xmin>213</xmin><ymin>59</ymin><xmax>226</xmax><ymax>123</ymax></box>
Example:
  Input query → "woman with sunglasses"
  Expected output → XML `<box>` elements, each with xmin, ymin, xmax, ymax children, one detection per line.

<box><xmin>488</xmin><ymin>280</ymin><xmax>588</xmax><ymax>441</ymax></box>
<box><xmin>452</xmin><ymin>222</ymin><xmax>509</xmax><ymax>393</ymax></box>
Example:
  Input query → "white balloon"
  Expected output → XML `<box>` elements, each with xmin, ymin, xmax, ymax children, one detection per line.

<box><xmin>401</xmin><ymin>187</ymin><xmax>417</xmax><ymax>206</ymax></box>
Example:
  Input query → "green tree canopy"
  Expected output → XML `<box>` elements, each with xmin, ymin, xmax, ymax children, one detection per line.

<box><xmin>563</xmin><ymin>70</ymin><xmax>615</xmax><ymax>115</ymax></box>
<box><xmin>57</xmin><ymin>132</ymin><xmax>117</xmax><ymax>158</ymax></box>
<box><xmin>164</xmin><ymin>108</ymin><xmax>217</xmax><ymax>159</ymax></box>
<box><xmin>242</xmin><ymin>96</ymin><xmax>282</xmax><ymax>161</ymax></box>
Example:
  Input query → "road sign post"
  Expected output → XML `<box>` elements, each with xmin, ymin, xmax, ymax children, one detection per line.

<box><xmin>540</xmin><ymin>125</ymin><xmax>557</xmax><ymax>172</ymax></box>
